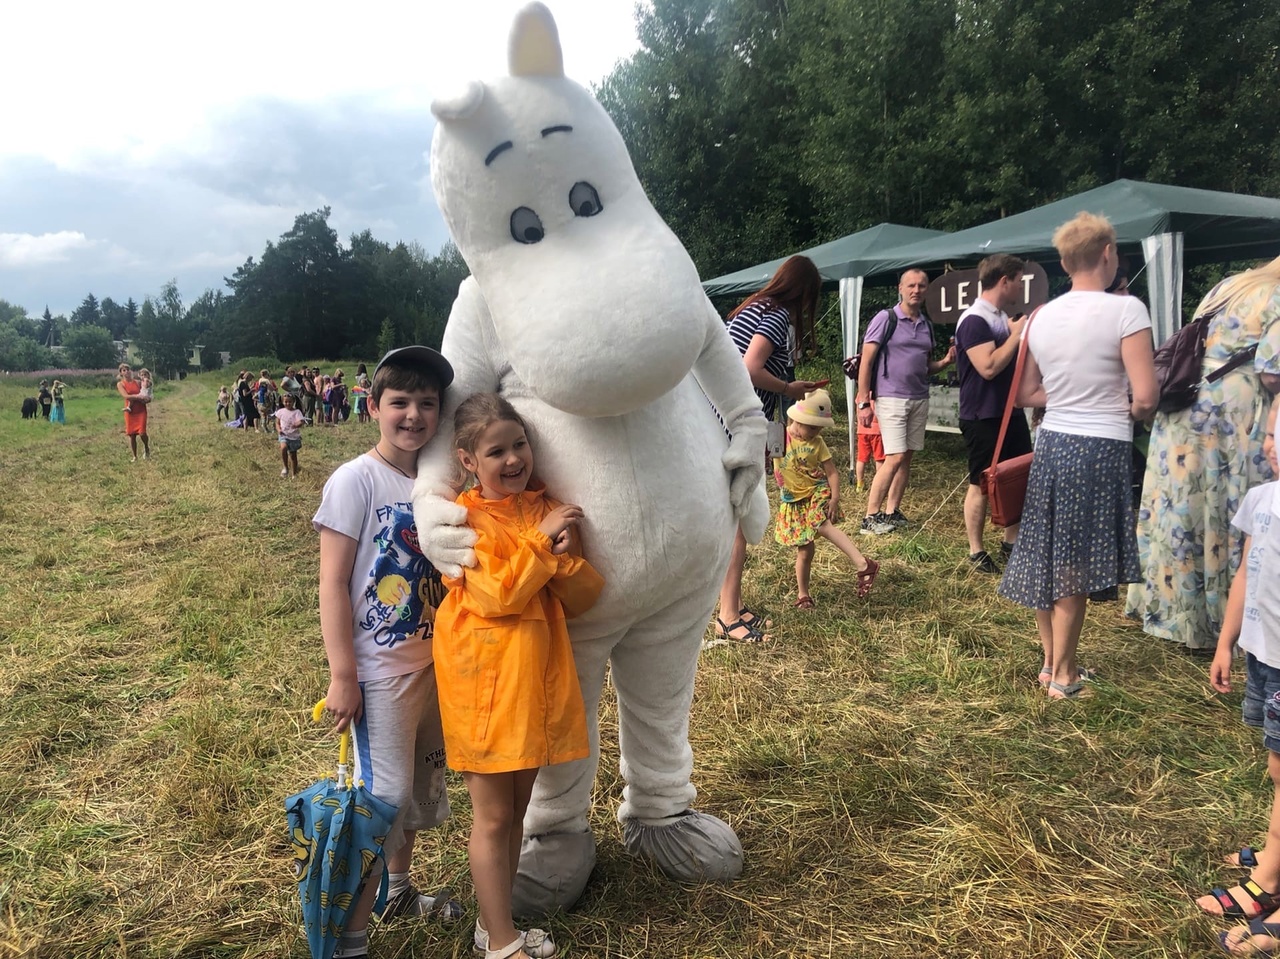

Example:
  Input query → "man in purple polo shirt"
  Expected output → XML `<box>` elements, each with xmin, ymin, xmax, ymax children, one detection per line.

<box><xmin>855</xmin><ymin>268</ymin><xmax>956</xmax><ymax>535</ymax></box>
<box><xmin>954</xmin><ymin>253</ymin><xmax>1032</xmax><ymax>573</ymax></box>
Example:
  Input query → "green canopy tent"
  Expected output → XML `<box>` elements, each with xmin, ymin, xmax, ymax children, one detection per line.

<box><xmin>837</xmin><ymin>179</ymin><xmax>1280</xmax><ymax>352</ymax></box>
<box><xmin>700</xmin><ymin>222</ymin><xmax>946</xmax><ymax>299</ymax></box>
<box><xmin>706</xmin><ymin>180</ymin><xmax>1280</xmax><ymax>458</ymax></box>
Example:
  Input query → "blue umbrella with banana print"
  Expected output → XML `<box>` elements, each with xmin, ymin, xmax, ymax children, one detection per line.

<box><xmin>286</xmin><ymin>700</ymin><xmax>397</xmax><ymax>959</ymax></box>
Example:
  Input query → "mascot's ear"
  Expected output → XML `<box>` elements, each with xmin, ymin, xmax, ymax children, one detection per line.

<box><xmin>508</xmin><ymin>1</ymin><xmax>564</xmax><ymax>78</ymax></box>
<box><xmin>431</xmin><ymin>81</ymin><xmax>486</xmax><ymax>121</ymax></box>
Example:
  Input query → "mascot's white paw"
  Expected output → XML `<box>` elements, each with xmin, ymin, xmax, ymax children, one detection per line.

<box><xmin>622</xmin><ymin>811</ymin><xmax>744</xmax><ymax>883</ymax></box>
<box><xmin>511</xmin><ymin>831</ymin><xmax>598</xmax><ymax>919</ymax></box>
<box><xmin>413</xmin><ymin>492</ymin><xmax>477</xmax><ymax>578</ymax></box>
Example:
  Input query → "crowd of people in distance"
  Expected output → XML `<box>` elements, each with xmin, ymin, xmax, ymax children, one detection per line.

<box><xmin>217</xmin><ymin>364</ymin><xmax>376</xmax><ymax>478</ymax></box>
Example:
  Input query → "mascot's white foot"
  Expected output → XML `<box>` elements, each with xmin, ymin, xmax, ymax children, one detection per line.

<box><xmin>512</xmin><ymin>831</ymin><xmax>597</xmax><ymax>918</ymax></box>
<box><xmin>623</xmin><ymin>811</ymin><xmax>744</xmax><ymax>883</ymax></box>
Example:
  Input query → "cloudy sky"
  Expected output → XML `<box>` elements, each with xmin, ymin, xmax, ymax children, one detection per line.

<box><xmin>0</xmin><ymin>0</ymin><xmax>642</xmax><ymax>317</ymax></box>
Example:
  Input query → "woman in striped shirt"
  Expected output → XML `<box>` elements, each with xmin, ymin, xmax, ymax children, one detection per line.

<box><xmin>715</xmin><ymin>255</ymin><xmax>823</xmax><ymax>643</ymax></box>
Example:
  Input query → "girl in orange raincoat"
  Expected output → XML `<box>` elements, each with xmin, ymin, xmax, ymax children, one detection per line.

<box><xmin>434</xmin><ymin>393</ymin><xmax>604</xmax><ymax>959</ymax></box>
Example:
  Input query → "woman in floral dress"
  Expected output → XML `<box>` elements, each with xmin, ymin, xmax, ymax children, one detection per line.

<box><xmin>1126</xmin><ymin>257</ymin><xmax>1280</xmax><ymax>650</ymax></box>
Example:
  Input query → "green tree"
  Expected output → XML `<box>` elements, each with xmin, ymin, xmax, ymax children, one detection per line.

<box><xmin>134</xmin><ymin>286</ymin><xmax>193</xmax><ymax>378</ymax></box>
<box><xmin>63</xmin><ymin>324</ymin><xmax>119</xmax><ymax>368</ymax></box>
<box><xmin>70</xmin><ymin>293</ymin><xmax>101</xmax><ymax>328</ymax></box>
<box><xmin>100</xmin><ymin>297</ymin><xmax>132</xmax><ymax>339</ymax></box>
<box><xmin>375</xmin><ymin>317</ymin><xmax>396</xmax><ymax>359</ymax></box>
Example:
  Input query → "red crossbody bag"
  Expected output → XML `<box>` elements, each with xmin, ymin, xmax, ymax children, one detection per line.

<box><xmin>980</xmin><ymin>309</ymin><xmax>1039</xmax><ymax>528</ymax></box>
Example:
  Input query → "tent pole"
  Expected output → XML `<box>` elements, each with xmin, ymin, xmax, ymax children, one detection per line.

<box><xmin>839</xmin><ymin>276</ymin><xmax>864</xmax><ymax>474</ymax></box>
<box><xmin>1141</xmin><ymin>232</ymin><xmax>1183</xmax><ymax>347</ymax></box>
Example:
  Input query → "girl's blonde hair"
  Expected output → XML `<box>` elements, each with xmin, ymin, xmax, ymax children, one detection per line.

<box><xmin>1193</xmin><ymin>255</ymin><xmax>1280</xmax><ymax>327</ymax></box>
<box><xmin>1052</xmin><ymin>212</ymin><xmax>1115</xmax><ymax>274</ymax></box>
<box><xmin>454</xmin><ymin>393</ymin><xmax>527</xmax><ymax>456</ymax></box>
<box><xmin>138</xmin><ymin>368</ymin><xmax>152</xmax><ymax>379</ymax></box>
<box><xmin>453</xmin><ymin>393</ymin><xmax>528</xmax><ymax>486</ymax></box>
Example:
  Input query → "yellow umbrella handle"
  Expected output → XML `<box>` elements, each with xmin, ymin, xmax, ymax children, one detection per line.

<box><xmin>312</xmin><ymin>699</ymin><xmax>351</xmax><ymax>774</ymax></box>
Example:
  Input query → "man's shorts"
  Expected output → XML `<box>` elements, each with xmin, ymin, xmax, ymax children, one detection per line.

<box><xmin>280</xmin><ymin>436</ymin><xmax>302</xmax><ymax>452</ymax></box>
<box><xmin>352</xmin><ymin>667</ymin><xmax>451</xmax><ymax>857</ymax></box>
<box><xmin>875</xmin><ymin>396</ymin><xmax>929</xmax><ymax>456</ymax></box>
<box><xmin>857</xmin><ymin>431</ymin><xmax>885</xmax><ymax>464</ymax></box>
<box><xmin>959</xmin><ymin>415</ymin><xmax>1033</xmax><ymax>486</ymax></box>
<box><xmin>1243</xmin><ymin>653</ymin><xmax>1280</xmax><ymax>753</ymax></box>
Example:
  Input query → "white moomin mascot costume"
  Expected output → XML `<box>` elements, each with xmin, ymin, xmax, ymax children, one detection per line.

<box><xmin>413</xmin><ymin>2</ymin><xmax>770</xmax><ymax>916</ymax></box>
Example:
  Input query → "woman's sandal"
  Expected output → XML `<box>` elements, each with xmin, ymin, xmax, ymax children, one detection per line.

<box><xmin>1228</xmin><ymin>847</ymin><xmax>1262</xmax><ymax>869</ymax></box>
<box><xmin>1202</xmin><ymin>879</ymin><xmax>1280</xmax><ymax>920</ymax></box>
<box><xmin>1220</xmin><ymin>915</ymin><xmax>1280</xmax><ymax>956</ymax></box>
<box><xmin>794</xmin><ymin>596</ymin><xmax>815</xmax><ymax>610</ymax></box>
<box><xmin>714</xmin><ymin>616</ymin><xmax>770</xmax><ymax>644</ymax></box>
<box><xmin>1047</xmin><ymin>680</ymin><xmax>1091</xmax><ymax>700</ymax></box>
<box><xmin>738</xmin><ymin>605</ymin><xmax>772</xmax><ymax>629</ymax></box>
<box><xmin>855</xmin><ymin>558</ymin><xmax>880</xmax><ymax>598</ymax></box>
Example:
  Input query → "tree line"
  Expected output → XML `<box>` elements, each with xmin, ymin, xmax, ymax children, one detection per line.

<box><xmin>0</xmin><ymin>208</ymin><xmax>469</xmax><ymax>375</ymax></box>
<box><xmin>596</xmin><ymin>0</ymin><xmax>1280</xmax><ymax>292</ymax></box>
<box><xmin>5</xmin><ymin>0</ymin><xmax>1275</xmax><ymax>373</ymax></box>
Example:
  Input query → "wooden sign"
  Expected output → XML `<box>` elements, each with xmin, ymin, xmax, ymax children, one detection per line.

<box><xmin>925</xmin><ymin>261</ymin><xmax>1049</xmax><ymax>325</ymax></box>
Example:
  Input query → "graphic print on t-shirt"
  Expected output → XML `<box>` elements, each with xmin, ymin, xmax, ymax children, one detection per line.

<box><xmin>360</xmin><ymin>502</ymin><xmax>445</xmax><ymax>649</ymax></box>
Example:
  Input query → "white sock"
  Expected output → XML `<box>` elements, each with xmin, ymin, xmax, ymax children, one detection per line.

<box><xmin>386</xmin><ymin>870</ymin><xmax>411</xmax><ymax>900</ymax></box>
<box><xmin>334</xmin><ymin>927</ymin><xmax>367</xmax><ymax>958</ymax></box>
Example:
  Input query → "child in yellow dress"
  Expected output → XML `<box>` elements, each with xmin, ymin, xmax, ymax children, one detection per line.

<box><xmin>434</xmin><ymin>393</ymin><xmax>604</xmax><ymax>959</ymax></box>
<box><xmin>774</xmin><ymin>389</ymin><xmax>880</xmax><ymax>607</ymax></box>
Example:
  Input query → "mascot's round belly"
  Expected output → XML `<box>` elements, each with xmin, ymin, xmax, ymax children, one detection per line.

<box><xmin>511</xmin><ymin>379</ymin><xmax>736</xmax><ymax>617</ymax></box>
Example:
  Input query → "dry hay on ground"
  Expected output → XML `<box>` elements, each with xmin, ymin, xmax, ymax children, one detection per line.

<box><xmin>0</xmin><ymin>374</ymin><xmax>1257</xmax><ymax>958</ymax></box>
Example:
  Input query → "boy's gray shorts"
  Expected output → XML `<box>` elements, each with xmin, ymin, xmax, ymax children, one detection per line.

<box><xmin>352</xmin><ymin>666</ymin><xmax>450</xmax><ymax>858</ymax></box>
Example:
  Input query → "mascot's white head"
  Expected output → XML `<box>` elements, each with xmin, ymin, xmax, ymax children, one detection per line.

<box><xmin>430</xmin><ymin>2</ymin><xmax>709</xmax><ymax>417</ymax></box>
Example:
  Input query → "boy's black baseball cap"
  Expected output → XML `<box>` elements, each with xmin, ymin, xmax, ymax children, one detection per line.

<box><xmin>373</xmin><ymin>346</ymin><xmax>454</xmax><ymax>388</ymax></box>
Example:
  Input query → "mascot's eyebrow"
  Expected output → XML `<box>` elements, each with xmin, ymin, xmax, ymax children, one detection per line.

<box><xmin>485</xmin><ymin>141</ymin><xmax>514</xmax><ymax>166</ymax></box>
<box><xmin>541</xmin><ymin>125</ymin><xmax>573</xmax><ymax>137</ymax></box>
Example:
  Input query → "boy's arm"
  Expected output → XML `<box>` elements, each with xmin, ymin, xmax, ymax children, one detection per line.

<box><xmin>318</xmin><ymin>527</ymin><xmax>362</xmax><ymax>732</ymax></box>
<box><xmin>1210</xmin><ymin>534</ymin><xmax>1250</xmax><ymax>693</ymax></box>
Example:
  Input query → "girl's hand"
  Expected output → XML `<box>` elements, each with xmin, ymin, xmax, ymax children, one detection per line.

<box><xmin>539</xmin><ymin>504</ymin><xmax>584</xmax><ymax>543</ymax></box>
<box><xmin>549</xmin><ymin>529</ymin><xmax>573</xmax><ymax>555</ymax></box>
<box><xmin>1210</xmin><ymin>647</ymin><xmax>1235</xmax><ymax>694</ymax></box>
<box><xmin>324</xmin><ymin>677</ymin><xmax>363</xmax><ymax>734</ymax></box>
<box><xmin>826</xmin><ymin>496</ymin><xmax>840</xmax><ymax>523</ymax></box>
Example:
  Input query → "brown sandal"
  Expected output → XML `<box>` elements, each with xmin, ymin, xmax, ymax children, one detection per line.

<box><xmin>855</xmin><ymin>558</ymin><xmax>880</xmax><ymax>598</ymax></box>
<box><xmin>793</xmin><ymin>596</ymin><xmax>815</xmax><ymax>610</ymax></box>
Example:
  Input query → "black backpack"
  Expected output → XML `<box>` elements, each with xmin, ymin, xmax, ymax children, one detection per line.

<box><xmin>842</xmin><ymin>307</ymin><xmax>935</xmax><ymax>394</ymax></box>
<box><xmin>1153</xmin><ymin>311</ymin><xmax>1258</xmax><ymax>413</ymax></box>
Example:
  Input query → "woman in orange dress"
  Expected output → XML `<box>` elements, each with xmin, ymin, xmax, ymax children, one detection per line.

<box><xmin>435</xmin><ymin>393</ymin><xmax>603</xmax><ymax>959</ymax></box>
<box><xmin>116</xmin><ymin>364</ymin><xmax>150</xmax><ymax>461</ymax></box>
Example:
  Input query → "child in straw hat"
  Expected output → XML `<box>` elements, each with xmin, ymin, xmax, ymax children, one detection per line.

<box><xmin>773</xmin><ymin>388</ymin><xmax>880</xmax><ymax>608</ymax></box>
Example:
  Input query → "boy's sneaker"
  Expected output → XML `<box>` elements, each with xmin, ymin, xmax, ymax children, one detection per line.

<box><xmin>968</xmin><ymin>551</ymin><xmax>1001</xmax><ymax>574</ymax></box>
<box><xmin>1000</xmin><ymin>541</ymin><xmax>1015</xmax><ymax>559</ymax></box>
<box><xmin>474</xmin><ymin>924</ymin><xmax>557</xmax><ymax>958</ymax></box>
<box><xmin>858</xmin><ymin>513</ymin><xmax>894</xmax><ymax>536</ymax></box>
<box><xmin>281</xmin><ymin>467</ymin><xmax>289</xmax><ymax>477</ymax></box>
<box><xmin>379</xmin><ymin>885</ymin><xmax>464</xmax><ymax>923</ymax></box>
<box><xmin>885</xmin><ymin>509</ymin><xmax>909</xmax><ymax>529</ymax></box>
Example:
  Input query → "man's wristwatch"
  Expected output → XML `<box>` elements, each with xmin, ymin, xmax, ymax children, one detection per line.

<box><xmin>857</xmin><ymin>401</ymin><xmax>871</xmax><ymax>410</ymax></box>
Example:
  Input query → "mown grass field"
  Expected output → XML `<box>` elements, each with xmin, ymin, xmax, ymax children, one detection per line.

<box><xmin>0</xmin><ymin>369</ymin><xmax>1263</xmax><ymax>958</ymax></box>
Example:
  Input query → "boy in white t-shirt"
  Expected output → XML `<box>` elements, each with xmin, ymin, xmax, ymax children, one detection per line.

<box><xmin>1204</xmin><ymin>403</ymin><xmax>1280</xmax><ymax>951</ymax></box>
<box><xmin>311</xmin><ymin>346</ymin><xmax>461</xmax><ymax>959</ymax></box>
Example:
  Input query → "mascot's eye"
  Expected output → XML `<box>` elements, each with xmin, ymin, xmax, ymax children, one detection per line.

<box><xmin>510</xmin><ymin>207</ymin><xmax>545</xmax><ymax>244</ymax></box>
<box><xmin>569</xmin><ymin>182</ymin><xmax>602</xmax><ymax>217</ymax></box>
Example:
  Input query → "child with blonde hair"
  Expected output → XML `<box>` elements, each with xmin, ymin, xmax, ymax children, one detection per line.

<box><xmin>435</xmin><ymin>392</ymin><xmax>604</xmax><ymax>959</ymax></box>
<box><xmin>774</xmin><ymin>389</ymin><xmax>880</xmax><ymax>608</ymax></box>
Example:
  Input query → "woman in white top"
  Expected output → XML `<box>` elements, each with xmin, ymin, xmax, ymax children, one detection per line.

<box><xmin>997</xmin><ymin>213</ymin><xmax>1158</xmax><ymax>699</ymax></box>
